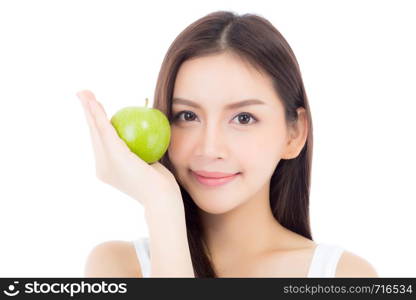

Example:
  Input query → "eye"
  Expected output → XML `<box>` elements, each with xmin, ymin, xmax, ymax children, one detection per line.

<box><xmin>232</xmin><ymin>112</ymin><xmax>257</xmax><ymax>125</ymax></box>
<box><xmin>172</xmin><ymin>111</ymin><xmax>258</xmax><ymax>125</ymax></box>
<box><xmin>173</xmin><ymin>110</ymin><xmax>197</xmax><ymax>122</ymax></box>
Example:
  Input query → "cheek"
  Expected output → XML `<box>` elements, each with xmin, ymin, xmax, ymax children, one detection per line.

<box><xmin>237</xmin><ymin>127</ymin><xmax>285</xmax><ymax>183</ymax></box>
<box><xmin>240</xmin><ymin>140</ymin><xmax>281</xmax><ymax>181</ymax></box>
<box><xmin>235</xmin><ymin>127</ymin><xmax>284</xmax><ymax>163</ymax></box>
<box><xmin>167</xmin><ymin>129</ymin><xmax>192</xmax><ymax>175</ymax></box>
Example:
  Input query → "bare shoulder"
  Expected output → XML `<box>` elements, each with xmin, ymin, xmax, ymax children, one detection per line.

<box><xmin>84</xmin><ymin>240</ymin><xmax>142</xmax><ymax>278</ymax></box>
<box><xmin>335</xmin><ymin>250</ymin><xmax>378</xmax><ymax>277</ymax></box>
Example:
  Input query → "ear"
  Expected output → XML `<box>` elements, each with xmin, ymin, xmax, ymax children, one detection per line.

<box><xmin>281</xmin><ymin>107</ymin><xmax>308</xmax><ymax>159</ymax></box>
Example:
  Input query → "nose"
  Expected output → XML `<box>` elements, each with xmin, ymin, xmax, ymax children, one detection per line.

<box><xmin>194</xmin><ymin>122</ymin><xmax>228</xmax><ymax>160</ymax></box>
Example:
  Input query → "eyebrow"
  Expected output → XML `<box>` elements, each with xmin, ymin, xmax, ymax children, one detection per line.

<box><xmin>172</xmin><ymin>97</ymin><xmax>266</xmax><ymax>110</ymax></box>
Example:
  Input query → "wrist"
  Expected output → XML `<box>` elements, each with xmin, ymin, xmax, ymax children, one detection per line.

<box><xmin>144</xmin><ymin>196</ymin><xmax>185</xmax><ymax>219</ymax></box>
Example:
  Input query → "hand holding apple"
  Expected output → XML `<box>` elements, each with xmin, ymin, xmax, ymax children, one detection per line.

<box><xmin>77</xmin><ymin>90</ymin><xmax>182</xmax><ymax>208</ymax></box>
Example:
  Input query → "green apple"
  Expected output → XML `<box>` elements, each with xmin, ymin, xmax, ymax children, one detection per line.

<box><xmin>110</xmin><ymin>98</ymin><xmax>171</xmax><ymax>164</ymax></box>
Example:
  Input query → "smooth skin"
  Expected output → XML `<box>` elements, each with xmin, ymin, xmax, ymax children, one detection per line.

<box><xmin>81</xmin><ymin>52</ymin><xmax>378</xmax><ymax>277</ymax></box>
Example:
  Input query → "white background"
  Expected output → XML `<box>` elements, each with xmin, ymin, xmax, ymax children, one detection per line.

<box><xmin>0</xmin><ymin>0</ymin><xmax>415</xmax><ymax>277</ymax></box>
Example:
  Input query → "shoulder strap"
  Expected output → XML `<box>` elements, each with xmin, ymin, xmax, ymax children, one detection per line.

<box><xmin>133</xmin><ymin>237</ymin><xmax>151</xmax><ymax>277</ymax></box>
<box><xmin>307</xmin><ymin>243</ymin><xmax>344</xmax><ymax>277</ymax></box>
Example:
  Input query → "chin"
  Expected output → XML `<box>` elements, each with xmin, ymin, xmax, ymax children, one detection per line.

<box><xmin>191</xmin><ymin>194</ymin><xmax>243</xmax><ymax>215</ymax></box>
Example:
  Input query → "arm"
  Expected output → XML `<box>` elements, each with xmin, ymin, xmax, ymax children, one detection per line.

<box><xmin>144</xmin><ymin>198</ymin><xmax>195</xmax><ymax>277</ymax></box>
<box><xmin>77</xmin><ymin>90</ymin><xmax>194</xmax><ymax>277</ymax></box>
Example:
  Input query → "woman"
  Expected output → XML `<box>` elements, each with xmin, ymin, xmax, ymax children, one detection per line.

<box><xmin>78</xmin><ymin>10</ymin><xmax>378</xmax><ymax>277</ymax></box>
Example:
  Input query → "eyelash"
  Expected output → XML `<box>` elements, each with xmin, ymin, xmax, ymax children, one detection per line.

<box><xmin>172</xmin><ymin>110</ymin><xmax>258</xmax><ymax>126</ymax></box>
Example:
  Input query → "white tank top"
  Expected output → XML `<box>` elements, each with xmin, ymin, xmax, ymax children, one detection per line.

<box><xmin>133</xmin><ymin>237</ymin><xmax>344</xmax><ymax>277</ymax></box>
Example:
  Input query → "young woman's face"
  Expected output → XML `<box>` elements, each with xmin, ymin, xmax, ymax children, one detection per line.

<box><xmin>168</xmin><ymin>52</ymin><xmax>290</xmax><ymax>214</ymax></box>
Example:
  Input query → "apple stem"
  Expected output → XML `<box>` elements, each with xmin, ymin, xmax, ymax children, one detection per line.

<box><xmin>145</xmin><ymin>97</ymin><xmax>149</xmax><ymax>107</ymax></box>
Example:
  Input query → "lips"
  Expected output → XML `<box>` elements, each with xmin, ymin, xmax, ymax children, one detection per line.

<box><xmin>191</xmin><ymin>170</ymin><xmax>241</xmax><ymax>187</ymax></box>
<box><xmin>192</xmin><ymin>170</ymin><xmax>239</xmax><ymax>178</ymax></box>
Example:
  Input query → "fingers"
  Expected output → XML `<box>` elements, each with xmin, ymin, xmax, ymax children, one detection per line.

<box><xmin>77</xmin><ymin>90</ymin><xmax>106</xmax><ymax>162</ymax></box>
<box><xmin>77</xmin><ymin>90</ymin><xmax>132</xmax><ymax>155</ymax></box>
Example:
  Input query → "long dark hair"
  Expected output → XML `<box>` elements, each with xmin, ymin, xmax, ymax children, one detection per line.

<box><xmin>153</xmin><ymin>10</ymin><xmax>314</xmax><ymax>277</ymax></box>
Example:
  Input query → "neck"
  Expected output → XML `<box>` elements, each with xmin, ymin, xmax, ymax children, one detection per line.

<box><xmin>199</xmin><ymin>183</ymin><xmax>291</xmax><ymax>263</ymax></box>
